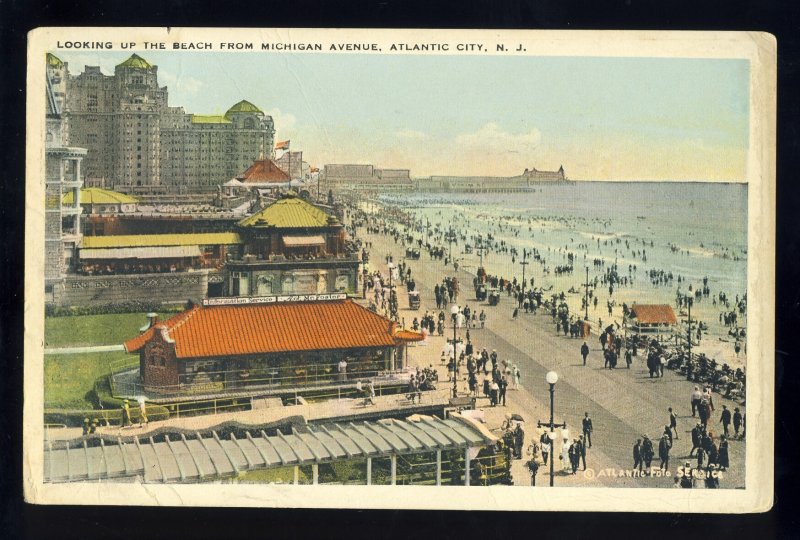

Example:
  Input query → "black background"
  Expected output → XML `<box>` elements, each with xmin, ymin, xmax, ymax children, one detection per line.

<box><xmin>1</xmin><ymin>1</ymin><xmax>797</xmax><ymax>538</ymax></box>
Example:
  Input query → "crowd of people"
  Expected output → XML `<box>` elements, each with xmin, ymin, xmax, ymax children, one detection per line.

<box><xmin>343</xmin><ymin>195</ymin><xmax>745</xmax><ymax>488</ymax></box>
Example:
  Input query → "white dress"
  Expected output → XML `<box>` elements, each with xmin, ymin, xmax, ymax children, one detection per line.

<box><xmin>561</xmin><ymin>440</ymin><xmax>571</xmax><ymax>472</ymax></box>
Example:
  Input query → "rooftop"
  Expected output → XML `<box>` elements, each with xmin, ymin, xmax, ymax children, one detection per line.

<box><xmin>224</xmin><ymin>100</ymin><xmax>263</xmax><ymax>119</ymax></box>
<box><xmin>124</xmin><ymin>300</ymin><xmax>407</xmax><ymax>359</ymax></box>
<box><xmin>236</xmin><ymin>159</ymin><xmax>290</xmax><ymax>184</ymax></box>
<box><xmin>43</xmin><ymin>415</ymin><xmax>495</xmax><ymax>483</ymax></box>
<box><xmin>46</xmin><ymin>53</ymin><xmax>64</xmax><ymax>68</ymax></box>
<box><xmin>238</xmin><ymin>194</ymin><xmax>335</xmax><ymax>229</ymax></box>
<box><xmin>81</xmin><ymin>232</ymin><xmax>242</xmax><ymax>249</ymax></box>
<box><xmin>116</xmin><ymin>53</ymin><xmax>153</xmax><ymax>70</ymax></box>
<box><xmin>629</xmin><ymin>304</ymin><xmax>678</xmax><ymax>325</ymax></box>
<box><xmin>63</xmin><ymin>187</ymin><xmax>138</xmax><ymax>205</ymax></box>
<box><xmin>190</xmin><ymin>115</ymin><xmax>231</xmax><ymax>124</ymax></box>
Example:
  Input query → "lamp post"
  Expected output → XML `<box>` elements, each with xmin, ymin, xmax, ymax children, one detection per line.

<box><xmin>387</xmin><ymin>262</ymin><xmax>396</xmax><ymax>288</ymax></box>
<box><xmin>537</xmin><ymin>371</ymin><xmax>567</xmax><ymax>487</ymax></box>
<box><xmin>520</xmin><ymin>249</ymin><xmax>529</xmax><ymax>306</ymax></box>
<box><xmin>686</xmin><ymin>295</ymin><xmax>693</xmax><ymax>360</ymax></box>
<box><xmin>451</xmin><ymin>304</ymin><xmax>459</xmax><ymax>398</ymax></box>
<box><xmin>447</xmin><ymin>227</ymin><xmax>456</xmax><ymax>262</ymax></box>
<box><xmin>584</xmin><ymin>266</ymin><xmax>590</xmax><ymax>321</ymax></box>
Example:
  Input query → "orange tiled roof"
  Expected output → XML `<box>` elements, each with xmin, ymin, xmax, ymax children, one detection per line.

<box><xmin>629</xmin><ymin>304</ymin><xmax>677</xmax><ymax>325</ymax></box>
<box><xmin>236</xmin><ymin>159</ymin><xmax>290</xmax><ymax>183</ymax></box>
<box><xmin>394</xmin><ymin>329</ymin><xmax>425</xmax><ymax>342</ymax></box>
<box><xmin>124</xmin><ymin>300</ymin><xmax>400</xmax><ymax>359</ymax></box>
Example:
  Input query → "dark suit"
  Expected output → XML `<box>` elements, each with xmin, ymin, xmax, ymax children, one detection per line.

<box><xmin>579</xmin><ymin>439</ymin><xmax>587</xmax><ymax>470</ymax></box>
<box><xmin>633</xmin><ymin>442</ymin><xmax>642</xmax><ymax>471</ymax></box>
<box><xmin>582</xmin><ymin>417</ymin><xmax>593</xmax><ymax>448</ymax></box>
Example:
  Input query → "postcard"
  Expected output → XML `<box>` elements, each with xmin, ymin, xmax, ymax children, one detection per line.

<box><xmin>24</xmin><ymin>27</ymin><xmax>775</xmax><ymax>511</ymax></box>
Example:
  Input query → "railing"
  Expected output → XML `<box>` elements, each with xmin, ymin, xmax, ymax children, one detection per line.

<box><xmin>110</xmin><ymin>359</ymin><xmax>411</xmax><ymax>399</ymax></box>
<box><xmin>227</xmin><ymin>254</ymin><xmax>360</xmax><ymax>266</ymax></box>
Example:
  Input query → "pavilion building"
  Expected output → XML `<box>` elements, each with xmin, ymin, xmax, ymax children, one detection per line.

<box><xmin>225</xmin><ymin>193</ymin><xmax>360</xmax><ymax>297</ymax></box>
<box><xmin>123</xmin><ymin>299</ymin><xmax>422</xmax><ymax>395</ymax></box>
<box><xmin>626</xmin><ymin>304</ymin><xmax>678</xmax><ymax>341</ymax></box>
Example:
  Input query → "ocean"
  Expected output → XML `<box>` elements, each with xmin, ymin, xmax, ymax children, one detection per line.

<box><xmin>378</xmin><ymin>181</ymin><xmax>748</xmax><ymax>365</ymax></box>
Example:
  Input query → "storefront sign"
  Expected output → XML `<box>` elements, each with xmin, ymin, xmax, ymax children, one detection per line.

<box><xmin>203</xmin><ymin>293</ymin><xmax>347</xmax><ymax>306</ymax></box>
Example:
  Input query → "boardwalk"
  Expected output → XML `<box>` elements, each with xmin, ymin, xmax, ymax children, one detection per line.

<box><xmin>364</xmin><ymin>229</ymin><xmax>746</xmax><ymax>488</ymax></box>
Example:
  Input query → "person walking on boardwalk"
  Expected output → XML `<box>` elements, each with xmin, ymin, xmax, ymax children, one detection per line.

<box><xmin>633</xmin><ymin>439</ymin><xmax>643</xmax><ymax>471</ymax></box>
<box><xmin>540</xmin><ymin>432</ymin><xmax>551</xmax><ymax>466</ymax></box>
<box><xmin>568</xmin><ymin>440</ymin><xmax>580</xmax><ymax>474</ymax></box>
<box><xmin>498</xmin><ymin>376</ymin><xmax>508</xmax><ymax>406</ymax></box>
<box><xmin>719</xmin><ymin>405</ymin><xmax>732</xmax><ymax>437</ymax></box>
<box><xmin>138</xmin><ymin>396</ymin><xmax>148</xmax><ymax>427</ymax></box>
<box><xmin>582</xmin><ymin>412</ymin><xmax>593</xmax><ymax>448</ymax></box>
<box><xmin>733</xmin><ymin>407</ymin><xmax>743</xmax><ymax>439</ymax></box>
<box><xmin>121</xmin><ymin>399</ymin><xmax>132</xmax><ymax>428</ymax></box>
<box><xmin>490</xmin><ymin>379</ymin><xmax>500</xmax><ymax>406</ymax></box>
<box><xmin>658</xmin><ymin>433</ymin><xmax>671</xmax><ymax>470</ymax></box>
<box><xmin>698</xmin><ymin>397</ymin><xmax>710</xmax><ymax>428</ymax></box>
<box><xmin>663</xmin><ymin>424</ymin><xmax>673</xmax><ymax>447</ymax></box>
<box><xmin>690</xmin><ymin>386</ymin><xmax>703</xmax><ymax>416</ymax></box>
<box><xmin>479</xmin><ymin>310</ymin><xmax>486</xmax><ymax>328</ymax></box>
<box><xmin>578</xmin><ymin>435</ymin><xmax>588</xmax><ymax>470</ymax></box>
<box><xmin>526</xmin><ymin>457</ymin><xmax>539</xmax><ymax>486</ymax></box>
<box><xmin>669</xmin><ymin>407</ymin><xmax>679</xmax><ymax>440</ymax></box>
<box><xmin>581</xmin><ymin>341</ymin><xmax>590</xmax><ymax>366</ymax></box>
<box><xmin>690</xmin><ymin>422</ymin><xmax>702</xmax><ymax>456</ymax></box>
<box><xmin>641</xmin><ymin>435</ymin><xmax>654</xmax><ymax>470</ymax></box>
<box><xmin>718</xmin><ymin>436</ymin><xmax>730</xmax><ymax>470</ymax></box>
<box><xmin>560</xmin><ymin>435</ymin><xmax>571</xmax><ymax>473</ymax></box>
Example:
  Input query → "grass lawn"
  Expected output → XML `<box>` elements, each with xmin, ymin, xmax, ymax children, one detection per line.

<box><xmin>44</xmin><ymin>312</ymin><xmax>172</xmax><ymax>348</ymax></box>
<box><xmin>44</xmin><ymin>351</ymin><xmax>136</xmax><ymax>409</ymax></box>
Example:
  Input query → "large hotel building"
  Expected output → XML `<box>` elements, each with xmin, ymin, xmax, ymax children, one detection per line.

<box><xmin>62</xmin><ymin>53</ymin><xmax>276</xmax><ymax>193</ymax></box>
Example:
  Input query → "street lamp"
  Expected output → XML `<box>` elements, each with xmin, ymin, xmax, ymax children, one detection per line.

<box><xmin>447</xmin><ymin>227</ymin><xmax>456</xmax><ymax>262</ymax></box>
<box><xmin>451</xmin><ymin>304</ymin><xmax>460</xmax><ymax>398</ymax></box>
<box><xmin>538</xmin><ymin>370</ymin><xmax>567</xmax><ymax>487</ymax></box>
<box><xmin>387</xmin><ymin>262</ymin><xmax>396</xmax><ymax>288</ymax></box>
<box><xmin>520</xmin><ymin>249</ymin><xmax>529</xmax><ymax>306</ymax></box>
<box><xmin>685</xmin><ymin>295</ymin><xmax>694</xmax><ymax>360</ymax></box>
<box><xmin>584</xmin><ymin>266</ymin><xmax>590</xmax><ymax>321</ymax></box>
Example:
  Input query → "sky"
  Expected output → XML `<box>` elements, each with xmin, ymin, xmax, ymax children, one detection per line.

<box><xmin>52</xmin><ymin>50</ymin><xmax>750</xmax><ymax>181</ymax></box>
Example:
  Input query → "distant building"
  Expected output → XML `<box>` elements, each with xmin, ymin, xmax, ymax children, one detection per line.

<box><xmin>274</xmin><ymin>151</ymin><xmax>310</xmax><ymax>180</ymax></box>
<box><xmin>64</xmin><ymin>53</ymin><xmax>275</xmax><ymax>193</ymax></box>
<box><xmin>522</xmin><ymin>165</ymin><xmax>566</xmax><ymax>182</ymax></box>
<box><xmin>418</xmin><ymin>166</ymin><xmax>569</xmax><ymax>193</ymax></box>
<box><xmin>322</xmin><ymin>164</ymin><xmax>412</xmax><ymax>191</ymax></box>
<box><xmin>45</xmin><ymin>53</ymin><xmax>87</xmax><ymax>304</ymax></box>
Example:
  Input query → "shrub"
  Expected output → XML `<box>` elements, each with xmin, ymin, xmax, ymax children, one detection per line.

<box><xmin>45</xmin><ymin>301</ymin><xmax>185</xmax><ymax>317</ymax></box>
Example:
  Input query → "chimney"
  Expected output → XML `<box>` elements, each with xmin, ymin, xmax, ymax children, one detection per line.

<box><xmin>139</xmin><ymin>312</ymin><xmax>159</xmax><ymax>334</ymax></box>
<box><xmin>147</xmin><ymin>312</ymin><xmax>159</xmax><ymax>328</ymax></box>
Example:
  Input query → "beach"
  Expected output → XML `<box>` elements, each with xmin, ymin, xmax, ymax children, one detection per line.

<box><xmin>374</xmin><ymin>182</ymin><xmax>748</xmax><ymax>369</ymax></box>
<box><xmin>349</xmin><ymin>188</ymin><xmax>748</xmax><ymax>489</ymax></box>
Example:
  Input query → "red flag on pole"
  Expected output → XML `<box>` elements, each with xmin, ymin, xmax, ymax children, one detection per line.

<box><xmin>275</xmin><ymin>140</ymin><xmax>290</xmax><ymax>150</ymax></box>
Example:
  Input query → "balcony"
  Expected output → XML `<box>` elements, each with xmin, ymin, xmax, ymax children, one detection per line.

<box><xmin>226</xmin><ymin>252</ymin><xmax>360</xmax><ymax>268</ymax></box>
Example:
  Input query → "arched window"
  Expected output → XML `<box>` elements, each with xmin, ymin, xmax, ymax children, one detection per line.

<box><xmin>257</xmin><ymin>276</ymin><xmax>273</xmax><ymax>296</ymax></box>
